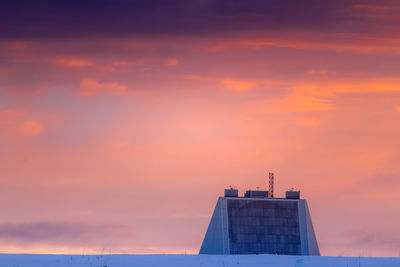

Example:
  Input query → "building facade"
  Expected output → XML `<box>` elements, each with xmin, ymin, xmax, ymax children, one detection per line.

<box><xmin>199</xmin><ymin>190</ymin><xmax>320</xmax><ymax>256</ymax></box>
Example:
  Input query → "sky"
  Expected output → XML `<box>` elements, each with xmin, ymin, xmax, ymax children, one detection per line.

<box><xmin>0</xmin><ymin>0</ymin><xmax>400</xmax><ymax>257</ymax></box>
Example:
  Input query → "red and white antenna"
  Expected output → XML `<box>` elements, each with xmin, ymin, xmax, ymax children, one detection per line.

<box><xmin>268</xmin><ymin>172</ymin><xmax>274</xmax><ymax>198</ymax></box>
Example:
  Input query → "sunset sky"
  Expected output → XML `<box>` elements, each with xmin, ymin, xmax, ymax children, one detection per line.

<box><xmin>1</xmin><ymin>0</ymin><xmax>400</xmax><ymax>257</ymax></box>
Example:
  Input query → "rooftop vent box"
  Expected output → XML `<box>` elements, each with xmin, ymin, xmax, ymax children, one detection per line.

<box><xmin>286</xmin><ymin>190</ymin><xmax>300</xmax><ymax>199</ymax></box>
<box><xmin>244</xmin><ymin>190</ymin><xmax>269</xmax><ymax>198</ymax></box>
<box><xmin>224</xmin><ymin>188</ymin><xmax>239</xmax><ymax>197</ymax></box>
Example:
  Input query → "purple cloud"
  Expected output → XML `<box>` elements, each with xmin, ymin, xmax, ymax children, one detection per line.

<box><xmin>0</xmin><ymin>221</ymin><xmax>134</xmax><ymax>247</ymax></box>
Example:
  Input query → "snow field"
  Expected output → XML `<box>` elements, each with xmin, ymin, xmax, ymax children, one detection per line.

<box><xmin>0</xmin><ymin>254</ymin><xmax>399</xmax><ymax>267</ymax></box>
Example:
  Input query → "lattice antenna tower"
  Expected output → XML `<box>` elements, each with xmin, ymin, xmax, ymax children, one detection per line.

<box><xmin>268</xmin><ymin>172</ymin><xmax>274</xmax><ymax>198</ymax></box>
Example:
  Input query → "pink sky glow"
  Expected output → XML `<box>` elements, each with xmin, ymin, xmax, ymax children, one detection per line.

<box><xmin>1</xmin><ymin>0</ymin><xmax>400</xmax><ymax>257</ymax></box>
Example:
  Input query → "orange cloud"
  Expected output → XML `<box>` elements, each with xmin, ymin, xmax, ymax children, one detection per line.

<box><xmin>244</xmin><ymin>83</ymin><xmax>335</xmax><ymax>113</ymax></box>
<box><xmin>164</xmin><ymin>58</ymin><xmax>179</xmax><ymax>66</ymax></box>
<box><xmin>184</xmin><ymin>76</ymin><xmax>289</xmax><ymax>92</ymax></box>
<box><xmin>397</xmin><ymin>106</ymin><xmax>400</xmax><ymax>112</ymax></box>
<box><xmin>229</xmin><ymin>78</ymin><xmax>400</xmax><ymax>114</ymax></box>
<box><xmin>0</xmin><ymin>108</ymin><xmax>43</xmax><ymax>137</ymax></box>
<box><xmin>239</xmin><ymin>36</ymin><xmax>400</xmax><ymax>56</ymax></box>
<box><xmin>329</xmin><ymin>83</ymin><xmax>398</xmax><ymax>94</ymax></box>
<box><xmin>253</xmin><ymin>80</ymin><xmax>400</xmax><ymax>114</ymax></box>
<box><xmin>295</xmin><ymin>81</ymin><xmax>400</xmax><ymax>96</ymax></box>
<box><xmin>221</xmin><ymin>78</ymin><xmax>256</xmax><ymax>91</ymax></box>
<box><xmin>54</xmin><ymin>58</ymin><xmax>93</xmax><ymax>68</ymax></box>
<box><xmin>271</xmin><ymin>94</ymin><xmax>333</xmax><ymax>112</ymax></box>
<box><xmin>78</xmin><ymin>79</ymin><xmax>127</xmax><ymax>96</ymax></box>
<box><xmin>20</xmin><ymin>120</ymin><xmax>43</xmax><ymax>136</ymax></box>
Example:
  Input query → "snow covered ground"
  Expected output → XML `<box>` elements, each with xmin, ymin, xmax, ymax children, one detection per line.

<box><xmin>1</xmin><ymin>254</ymin><xmax>399</xmax><ymax>267</ymax></box>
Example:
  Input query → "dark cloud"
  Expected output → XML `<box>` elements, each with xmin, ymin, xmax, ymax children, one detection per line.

<box><xmin>1</xmin><ymin>0</ymin><xmax>398</xmax><ymax>40</ymax></box>
<box><xmin>0</xmin><ymin>221</ymin><xmax>134</xmax><ymax>247</ymax></box>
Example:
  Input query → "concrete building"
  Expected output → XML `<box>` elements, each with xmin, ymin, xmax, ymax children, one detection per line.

<box><xmin>199</xmin><ymin>189</ymin><xmax>320</xmax><ymax>256</ymax></box>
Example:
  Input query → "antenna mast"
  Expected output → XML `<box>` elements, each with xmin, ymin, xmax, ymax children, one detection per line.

<box><xmin>268</xmin><ymin>172</ymin><xmax>274</xmax><ymax>198</ymax></box>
